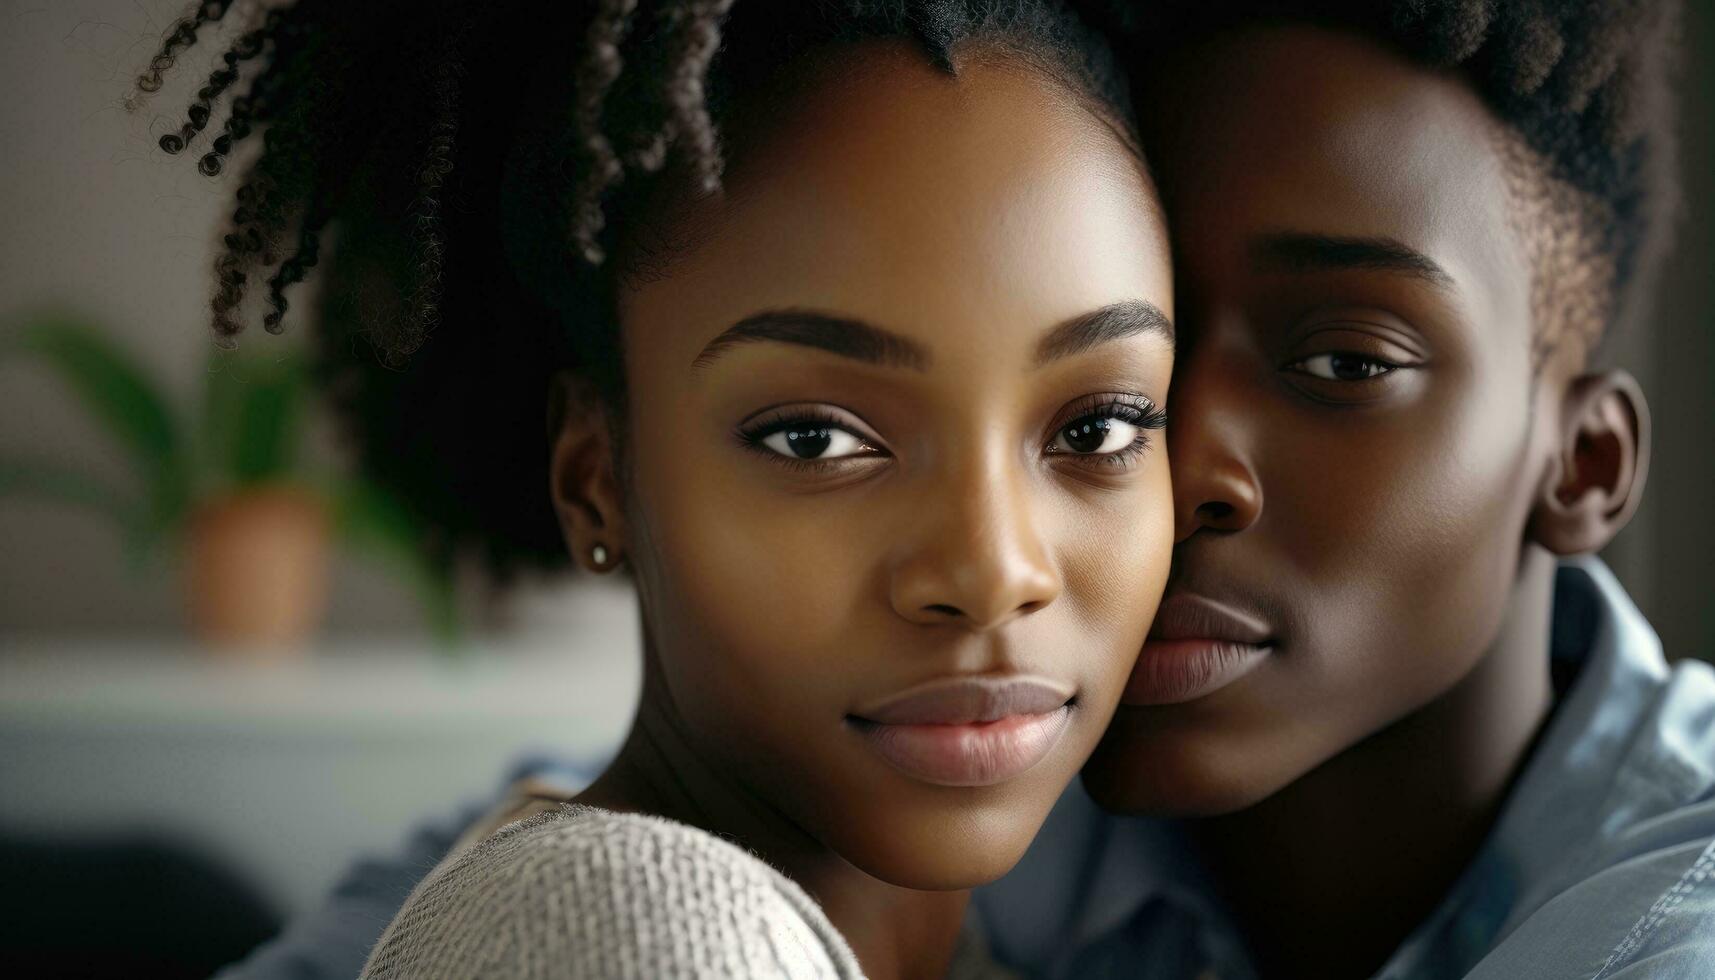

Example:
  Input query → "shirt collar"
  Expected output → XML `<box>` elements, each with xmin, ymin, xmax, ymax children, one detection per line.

<box><xmin>1477</xmin><ymin>560</ymin><xmax>1670</xmax><ymax>893</ymax></box>
<box><xmin>1369</xmin><ymin>558</ymin><xmax>1655</xmax><ymax>975</ymax></box>
<box><xmin>1368</xmin><ymin>557</ymin><xmax>1693</xmax><ymax>978</ymax></box>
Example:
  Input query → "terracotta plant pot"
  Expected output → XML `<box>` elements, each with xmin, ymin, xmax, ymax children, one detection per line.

<box><xmin>185</xmin><ymin>485</ymin><xmax>331</xmax><ymax>652</ymax></box>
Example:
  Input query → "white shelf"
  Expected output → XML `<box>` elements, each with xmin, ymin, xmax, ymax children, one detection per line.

<box><xmin>0</xmin><ymin>590</ymin><xmax>642</xmax><ymax>915</ymax></box>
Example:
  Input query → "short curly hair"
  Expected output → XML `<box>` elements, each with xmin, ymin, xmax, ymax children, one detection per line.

<box><xmin>130</xmin><ymin>0</ymin><xmax>1137</xmax><ymax>576</ymax></box>
<box><xmin>1098</xmin><ymin>0</ymin><xmax>1683</xmax><ymax>366</ymax></box>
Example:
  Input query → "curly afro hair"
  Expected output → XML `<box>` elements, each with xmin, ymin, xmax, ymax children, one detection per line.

<box><xmin>128</xmin><ymin>0</ymin><xmax>1137</xmax><ymax>578</ymax></box>
<box><xmin>1097</xmin><ymin>0</ymin><xmax>1683</xmax><ymax>367</ymax></box>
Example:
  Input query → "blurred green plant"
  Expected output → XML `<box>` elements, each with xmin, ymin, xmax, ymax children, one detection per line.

<box><xmin>0</xmin><ymin>312</ymin><xmax>460</xmax><ymax>645</ymax></box>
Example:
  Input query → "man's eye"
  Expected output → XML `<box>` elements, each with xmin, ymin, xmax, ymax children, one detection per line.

<box><xmin>1049</xmin><ymin>415</ymin><xmax>1142</xmax><ymax>456</ymax></box>
<box><xmin>1292</xmin><ymin>352</ymin><xmax>1396</xmax><ymax>381</ymax></box>
<box><xmin>759</xmin><ymin>424</ymin><xmax>871</xmax><ymax>460</ymax></box>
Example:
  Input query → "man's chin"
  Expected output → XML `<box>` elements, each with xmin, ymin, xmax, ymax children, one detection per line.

<box><xmin>1079</xmin><ymin>717</ymin><xmax>1307</xmax><ymax>818</ymax></box>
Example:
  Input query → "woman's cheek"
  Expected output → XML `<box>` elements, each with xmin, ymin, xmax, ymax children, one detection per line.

<box><xmin>648</xmin><ymin>483</ymin><xmax>874</xmax><ymax>692</ymax></box>
<box><xmin>1070</xmin><ymin>463</ymin><xmax>1174</xmax><ymax>627</ymax></box>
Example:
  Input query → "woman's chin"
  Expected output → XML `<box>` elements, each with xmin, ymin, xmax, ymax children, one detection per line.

<box><xmin>829</xmin><ymin>800</ymin><xmax>1043</xmax><ymax>891</ymax></box>
<box><xmin>858</xmin><ymin>847</ymin><xmax>1027</xmax><ymax>892</ymax></box>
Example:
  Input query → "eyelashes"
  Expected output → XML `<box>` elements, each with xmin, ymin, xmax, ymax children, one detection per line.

<box><xmin>735</xmin><ymin>393</ymin><xmax>1167</xmax><ymax>474</ymax></box>
<box><xmin>1044</xmin><ymin>393</ymin><xmax>1168</xmax><ymax>471</ymax></box>
<box><xmin>1285</xmin><ymin>352</ymin><xmax>1401</xmax><ymax>381</ymax></box>
<box><xmin>736</xmin><ymin>406</ymin><xmax>884</xmax><ymax>471</ymax></box>
<box><xmin>1276</xmin><ymin>322</ymin><xmax>1427</xmax><ymax>404</ymax></box>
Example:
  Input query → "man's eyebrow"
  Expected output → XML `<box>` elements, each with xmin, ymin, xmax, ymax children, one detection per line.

<box><xmin>1035</xmin><ymin>300</ymin><xmax>1175</xmax><ymax>365</ymax></box>
<box><xmin>692</xmin><ymin>310</ymin><xmax>930</xmax><ymax>371</ymax></box>
<box><xmin>1252</xmin><ymin>233</ymin><xmax>1455</xmax><ymax>287</ymax></box>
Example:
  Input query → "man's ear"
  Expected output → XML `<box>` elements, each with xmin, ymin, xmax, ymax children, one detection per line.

<box><xmin>548</xmin><ymin>372</ymin><xmax>627</xmax><ymax>572</ymax></box>
<box><xmin>1528</xmin><ymin>370</ymin><xmax>1650</xmax><ymax>556</ymax></box>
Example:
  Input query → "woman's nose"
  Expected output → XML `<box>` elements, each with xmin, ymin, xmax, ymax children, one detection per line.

<box><xmin>888</xmin><ymin>458</ymin><xmax>1062</xmax><ymax>631</ymax></box>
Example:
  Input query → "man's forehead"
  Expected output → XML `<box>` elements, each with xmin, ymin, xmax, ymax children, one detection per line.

<box><xmin>1144</xmin><ymin>24</ymin><xmax>1528</xmax><ymax>319</ymax></box>
<box><xmin>1157</xmin><ymin>29</ymin><xmax>1485</xmax><ymax>216</ymax></box>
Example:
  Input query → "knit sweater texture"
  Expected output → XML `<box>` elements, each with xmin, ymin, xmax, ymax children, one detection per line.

<box><xmin>359</xmin><ymin>803</ymin><xmax>865</xmax><ymax>979</ymax></box>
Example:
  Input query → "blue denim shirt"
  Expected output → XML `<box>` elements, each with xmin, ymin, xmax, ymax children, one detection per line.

<box><xmin>974</xmin><ymin>558</ymin><xmax>1715</xmax><ymax>979</ymax></box>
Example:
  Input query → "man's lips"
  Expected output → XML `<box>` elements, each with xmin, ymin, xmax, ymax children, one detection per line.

<box><xmin>848</xmin><ymin>677</ymin><xmax>1075</xmax><ymax>786</ymax></box>
<box><xmin>1125</xmin><ymin>593</ymin><xmax>1275</xmax><ymax>706</ymax></box>
<box><xmin>1147</xmin><ymin>593</ymin><xmax>1272</xmax><ymax>645</ymax></box>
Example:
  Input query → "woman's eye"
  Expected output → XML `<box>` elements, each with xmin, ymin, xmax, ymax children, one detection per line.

<box><xmin>1050</xmin><ymin>415</ymin><xmax>1141</xmax><ymax>456</ymax></box>
<box><xmin>1292</xmin><ymin>352</ymin><xmax>1396</xmax><ymax>381</ymax></box>
<box><xmin>759</xmin><ymin>424</ymin><xmax>871</xmax><ymax>460</ymax></box>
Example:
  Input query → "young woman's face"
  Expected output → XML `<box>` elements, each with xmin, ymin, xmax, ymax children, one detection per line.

<box><xmin>609</xmin><ymin>45</ymin><xmax>1173</xmax><ymax>889</ymax></box>
<box><xmin>1084</xmin><ymin>27</ymin><xmax>1562</xmax><ymax>814</ymax></box>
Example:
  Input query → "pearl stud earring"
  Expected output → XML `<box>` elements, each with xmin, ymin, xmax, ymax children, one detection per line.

<box><xmin>591</xmin><ymin>544</ymin><xmax>608</xmax><ymax>567</ymax></box>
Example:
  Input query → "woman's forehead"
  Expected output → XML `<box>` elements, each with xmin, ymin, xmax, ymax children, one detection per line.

<box><xmin>621</xmin><ymin>47</ymin><xmax>1171</xmax><ymax>369</ymax></box>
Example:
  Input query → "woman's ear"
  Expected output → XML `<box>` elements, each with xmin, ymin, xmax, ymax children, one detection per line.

<box><xmin>1528</xmin><ymin>370</ymin><xmax>1650</xmax><ymax>556</ymax></box>
<box><xmin>549</xmin><ymin>372</ymin><xmax>627</xmax><ymax>572</ymax></box>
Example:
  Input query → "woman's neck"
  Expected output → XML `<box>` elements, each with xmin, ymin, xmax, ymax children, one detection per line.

<box><xmin>1190</xmin><ymin>548</ymin><xmax>1559</xmax><ymax>980</ymax></box>
<box><xmin>577</xmin><ymin>663</ymin><xmax>968</xmax><ymax>980</ymax></box>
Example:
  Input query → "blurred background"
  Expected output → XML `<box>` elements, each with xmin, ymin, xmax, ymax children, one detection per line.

<box><xmin>1</xmin><ymin>1</ymin><xmax>1710</xmax><ymax>977</ymax></box>
<box><xmin>1</xmin><ymin>5</ymin><xmax>643</xmax><ymax>975</ymax></box>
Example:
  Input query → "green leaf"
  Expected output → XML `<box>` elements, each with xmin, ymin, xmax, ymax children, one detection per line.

<box><xmin>200</xmin><ymin>349</ymin><xmax>247</xmax><ymax>487</ymax></box>
<box><xmin>203</xmin><ymin>349</ymin><xmax>307</xmax><ymax>486</ymax></box>
<box><xmin>6</xmin><ymin>315</ymin><xmax>189</xmax><ymax>531</ymax></box>
<box><xmin>330</xmin><ymin>477</ymin><xmax>463</xmax><ymax>648</ymax></box>
<box><xmin>0</xmin><ymin>456</ymin><xmax>157</xmax><ymax>566</ymax></box>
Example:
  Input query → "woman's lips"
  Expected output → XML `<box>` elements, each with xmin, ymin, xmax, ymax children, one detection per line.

<box><xmin>1123</xmin><ymin>594</ymin><xmax>1274</xmax><ymax>706</ymax></box>
<box><xmin>849</xmin><ymin>677</ymin><xmax>1074</xmax><ymax>787</ymax></box>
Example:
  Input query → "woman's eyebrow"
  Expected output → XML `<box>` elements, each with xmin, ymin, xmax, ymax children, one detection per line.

<box><xmin>1251</xmin><ymin>232</ymin><xmax>1454</xmax><ymax>287</ymax></box>
<box><xmin>1034</xmin><ymin>300</ymin><xmax>1175</xmax><ymax>365</ymax></box>
<box><xmin>692</xmin><ymin>309</ymin><xmax>930</xmax><ymax>370</ymax></box>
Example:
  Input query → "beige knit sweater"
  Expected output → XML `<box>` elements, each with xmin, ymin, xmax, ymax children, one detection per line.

<box><xmin>359</xmin><ymin>804</ymin><xmax>865</xmax><ymax>979</ymax></box>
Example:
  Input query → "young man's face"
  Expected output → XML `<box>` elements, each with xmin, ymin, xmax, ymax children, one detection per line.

<box><xmin>1084</xmin><ymin>25</ymin><xmax>1579</xmax><ymax>814</ymax></box>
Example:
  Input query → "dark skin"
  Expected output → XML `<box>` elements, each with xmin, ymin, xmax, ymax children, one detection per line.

<box><xmin>1080</xmin><ymin>27</ymin><xmax>1649</xmax><ymax>980</ymax></box>
<box><xmin>553</xmin><ymin>45</ymin><xmax>1175</xmax><ymax>979</ymax></box>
